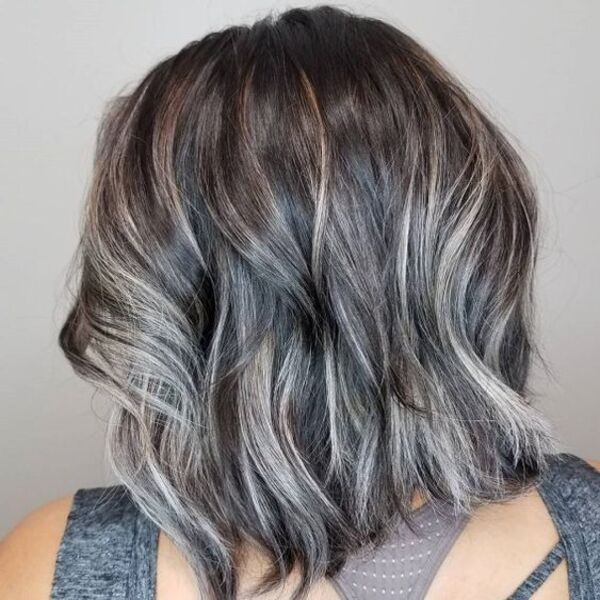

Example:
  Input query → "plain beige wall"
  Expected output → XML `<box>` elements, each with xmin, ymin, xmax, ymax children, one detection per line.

<box><xmin>1</xmin><ymin>0</ymin><xmax>598</xmax><ymax>536</ymax></box>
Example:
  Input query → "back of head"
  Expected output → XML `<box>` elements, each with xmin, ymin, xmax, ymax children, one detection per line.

<box><xmin>59</xmin><ymin>5</ymin><xmax>554</xmax><ymax>599</ymax></box>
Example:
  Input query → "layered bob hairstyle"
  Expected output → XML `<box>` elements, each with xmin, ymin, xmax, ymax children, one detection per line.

<box><xmin>60</xmin><ymin>5</ymin><xmax>555</xmax><ymax>599</ymax></box>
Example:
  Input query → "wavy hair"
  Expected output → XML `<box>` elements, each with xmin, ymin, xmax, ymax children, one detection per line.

<box><xmin>59</xmin><ymin>5</ymin><xmax>555</xmax><ymax>599</ymax></box>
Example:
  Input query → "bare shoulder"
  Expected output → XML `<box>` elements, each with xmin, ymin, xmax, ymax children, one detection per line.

<box><xmin>0</xmin><ymin>494</ymin><xmax>74</xmax><ymax>600</ymax></box>
<box><xmin>156</xmin><ymin>531</ymin><xmax>341</xmax><ymax>600</ymax></box>
<box><xmin>427</xmin><ymin>455</ymin><xmax>600</xmax><ymax>600</ymax></box>
<box><xmin>585</xmin><ymin>458</ymin><xmax>600</xmax><ymax>472</ymax></box>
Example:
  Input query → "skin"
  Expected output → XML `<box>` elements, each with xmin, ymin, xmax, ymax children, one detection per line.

<box><xmin>1</xmin><ymin>461</ymin><xmax>599</xmax><ymax>600</ymax></box>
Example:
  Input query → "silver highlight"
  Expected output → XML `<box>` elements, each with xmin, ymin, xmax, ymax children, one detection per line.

<box><xmin>60</xmin><ymin>6</ymin><xmax>555</xmax><ymax>599</ymax></box>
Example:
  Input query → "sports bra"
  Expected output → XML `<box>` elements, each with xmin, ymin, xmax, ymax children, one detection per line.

<box><xmin>50</xmin><ymin>452</ymin><xmax>600</xmax><ymax>599</ymax></box>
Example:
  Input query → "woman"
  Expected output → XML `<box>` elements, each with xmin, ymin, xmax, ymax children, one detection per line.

<box><xmin>1</xmin><ymin>5</ymin><xmax>599</xmax><ymax>599</ymax></box>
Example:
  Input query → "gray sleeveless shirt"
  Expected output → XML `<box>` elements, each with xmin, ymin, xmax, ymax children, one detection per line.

<box><xmin>50</xmin><ymin>453</ymin><xmax>600</xmax><ymax>599</ymax></box>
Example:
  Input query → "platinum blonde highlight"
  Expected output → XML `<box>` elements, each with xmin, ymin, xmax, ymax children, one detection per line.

<box><xmin>60</xmin><ymin>6</ymin><xmax>555</xmax><ymax>599</ymax></box>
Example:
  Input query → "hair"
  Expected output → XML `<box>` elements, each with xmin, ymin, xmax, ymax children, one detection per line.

<box><xmin>59</xmin><ymin>5</ymin><xmax>556</xmax><ymax>599</ymax></box>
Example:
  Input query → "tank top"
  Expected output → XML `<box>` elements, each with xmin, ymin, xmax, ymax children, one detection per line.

<box><xmin>50</xmin><ymin>452</ymin><xmax>600</xmax><ymax>599</ymax></box>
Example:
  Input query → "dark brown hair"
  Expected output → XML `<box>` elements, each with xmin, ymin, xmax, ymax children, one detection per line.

<box><xmin>59</xmin><ymin>5</ymin><xmax>554</xmax><ymax>599</ymax></box>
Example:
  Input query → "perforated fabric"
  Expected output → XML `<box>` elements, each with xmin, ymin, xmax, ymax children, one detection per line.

<box><xmin>329</xmin><ymin>503</ymin><xmax>469</xmax><ymax>598</ymax></box>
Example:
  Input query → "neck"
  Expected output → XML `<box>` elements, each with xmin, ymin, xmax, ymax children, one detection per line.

<box><xmin>410</xmin><ymin>487</ymin><xmax>428</xmax><ymax>511</ymax></box>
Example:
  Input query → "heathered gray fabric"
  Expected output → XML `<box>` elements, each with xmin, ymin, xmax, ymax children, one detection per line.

<box><xmin>507</xmin><ymin>540</ymin><xmax>566</xmax><ymax>598</ymax></box>
<box><xmin>50</xmin><ymin>486</ymin><xmax>158</xmax><ymax>599</ymax></box>
<box><xmin>50</xmin><ymin>453</ymin><xmax>600</xmax><ymax>599</ymax></box>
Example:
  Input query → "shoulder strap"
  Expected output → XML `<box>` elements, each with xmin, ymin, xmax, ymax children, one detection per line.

<box><xmin>51</xmin><ymin>485</ymin><xmax>159</xmax><ymax>600</ymax></box>
<box><xmin>533</xmin><ymin>452</ymin><xmax>600</xmax><ymax>600</ymax></box>
<box><xmin>507</xmin><ymin>539</ymin><xmax>566</xmax><ymax>599</ymax></box>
